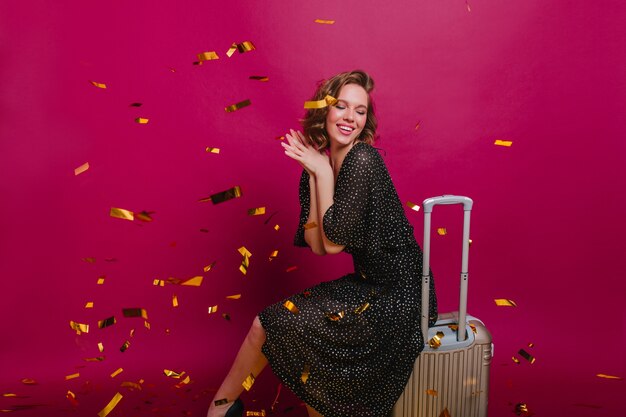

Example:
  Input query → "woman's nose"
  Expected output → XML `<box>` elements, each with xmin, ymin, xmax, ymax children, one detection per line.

<box><xmin>343</xmin><ymin>109</ymin><xmax>354</xmax><ymax>121</ymax></box>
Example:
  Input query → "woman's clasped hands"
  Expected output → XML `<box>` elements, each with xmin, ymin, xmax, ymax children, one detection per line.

<box><xmin>281</xmin><ymin>129</ymin><xmax>330</xmax><ymax>176</ymax></box>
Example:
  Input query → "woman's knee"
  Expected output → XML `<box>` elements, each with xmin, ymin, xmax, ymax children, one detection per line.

<box><xmin>247</xmin><ymin>316</ymin><xmax>266</xmax><ymax>345</ymax></box>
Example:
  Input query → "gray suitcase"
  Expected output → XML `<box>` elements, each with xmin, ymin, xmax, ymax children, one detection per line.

<box><xmin>392</xmin><ymin>196</ymin><xmax>493</xmax><ymax>417</ymax></box>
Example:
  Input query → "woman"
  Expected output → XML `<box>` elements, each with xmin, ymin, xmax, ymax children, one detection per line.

<box><xmin>207</xmin><ymin>70</ymin><xmax>437</xmax><ymax>417</ymax></box>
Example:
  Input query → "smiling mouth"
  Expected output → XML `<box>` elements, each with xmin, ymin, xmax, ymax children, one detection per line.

<box><xmin>337</xmin><ymin>125</ymin><xmax>354</xmax><ymax>134</ymax></box>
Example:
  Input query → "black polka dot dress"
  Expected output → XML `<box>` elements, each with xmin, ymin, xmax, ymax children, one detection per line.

<box><xmin>259</xmin><ymin>142</ymin><xmax>437</xmax><ymax>417</ymax></box>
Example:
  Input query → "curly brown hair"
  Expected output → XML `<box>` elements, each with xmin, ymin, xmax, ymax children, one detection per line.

<box><xmin>301</xmin><ymin>70</ymin><xmax>377</xmax><ymax>151</ymax></box>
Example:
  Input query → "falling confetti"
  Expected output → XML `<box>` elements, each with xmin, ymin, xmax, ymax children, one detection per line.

<box><xmin>249</xmin><ymin>76</ymin><xmax>269</xmax><ymax>82</ymax></box>
<box><xmin>69</xmin><ymin>321</ymin><xmax>89</xmax><ymax>334</ymax></box>
<box><xmin>98</xmin><ymin>316</ymin><xmax>116</xmax><ymax>329</ymax></box>
<box><xmin>198</xmin><ymin>51</ymin><xmax>219</xmax><ymax>61</ymax></box>
<box><xmin>66</xmin><ymin>390</ymin><xmax>78</xmax><ymax>406</ymax></box>
<box><xmin>226</xmin><ymin>41</ymin><xmax>255</xmax><ymax>57</ymax></box>
<box><xmin>98</xmin><ymin>342</ymin><xmax>104</xmax><ymax>352</ymax></box>
<box><xmin>283</xmin><ymin>300</ymin><xmax>299</xmax><ymax>314</ymax></box>
<box><xmin>274</xmin><ymin>224</ymin><xmax>280</xmax><ymax>231</ymax></box>
<box><xmin>242</xmin><ymin>373</ymin><xmax>256</xmax><ymax>391</ymax></box>
<box><xmin>269</xmin><ymin>250</ymin><xmax>278</xmax><ymax>261</ymax></box>
<box><xmin>208</xmin><ymin>305</ymin><xmax>218</xmax><ymax>314</ymax></box>
<box><xmin>120</xmin><ymin>340</ymin><xmax>130</xmax><ymax>352</ymax></box>
<box><xmin>314</xmin><ymin>19</ymin><xmax>335</xmax><ymax>24</ymax></box>
<box><xmin>134</xmin><ymin>117</ymin><xmax>149</xmax><ymax>124</ymax></box>
<box><xmin>301</xmin><ymin>365</ymin><xmax>310</xmax><ymax>384</ymax></box>
<box><xmin>425</xmin><ymin>389</ymin><xmax>438</xmax><ymax>397</ymax></box>
<box><xmin>181</xmin><ymin>276</ymin><xmax>203</xmax><ymax>286</ymax></box>
<box><xmin>354</xmin><ymin>302</ymin><xmax>370</xmax><ymax>314</ymax></box>
<box><xmin>514</xmin><ymin>403</ymin><xmax>531</xmax><ymax>416</ymax></box>
<box><xmin>164</xmin><ymin>369</ymin><xmax>184</xmax><ymax>378</ymax></box>
<box><xmin>596</xmin><ymin>373</ymin><xmax>622</xmax><ymax>380</ymax></box>
<box><xmin>110</xmin><ymin>368</ymin><xmax>123</xmax><ymax>378</ymax></box>
<box><xmin>97</xmin><ymin>392</ymin><xmax>123</xmax><ymax>417</ymax></box>
<box><xmin>65</xmin><ymin>373</ymin><xmax>80</xmax><ymax>381</ymax></box>
<box><xmin>206</xmin><ymin>147</ymin><xmax>220</xmax><ymax>154</ymax></box>
<box><xmin>130</xmin><ymin>102</ymin><xmax>142</xmax><ymax>107</ymax></box>
<box><xmin>172</xmin><ymin>295</ymin><xmax>179</xmax><ymax>307</ymax></box>
<box><xmin>437</xmin><ymin>228</ymin><xmax>447</xmax><ymax>236</ymax></box>
<box><xmin>74</xmin><ymin>162</ymin><xmax>89</xmax><ymax>176</ymax></box>
<box><xmin>406</xmin><ymin>201</ymin><xmax>420</xmax><ymax>211</ymax></box>
<box><xmin>97</xmin><ymin>276</ymin><xmax>105</xmax><ymax>285</ymax></box>
<box><xmin>518</xmin><ymin>349</ymin><xmax>536</xmax><ymax>364</ymax></box>
<box><xmin>494</xmin><ymin>299</ymin><xmax>517</xmax><ymax>307</ymax></box>
<box><xmin>304</xmin><ymin>222</ymin><xmax>318</xmax><ymax>230</ymax></box>
<box><xmin>204</xmin><ymin>262</ymin><xmax>216</xmax><ymax>272</ymax></box>
<box><xmin>428</xmin><ymin>331</ymin><xmax>445</xmax><ymax>349</ymax></box>
<box><xmin>89</xmin><ymin>80</ymin><xmax>107</xmax><ymax>89</ymax></box>
<box><xmin>85</xmin><ymin>302</ymin><xmax>94</xmax><ymax>309</ymax></box>
<box><xmin>494</xmin><ymin>139</ymin><xmax>512</xmax><ymax>147</ymax></box>
<box><xmin>285</xmin><ymin>266</ymin><xmax>298</xmax><ymax>273</ymax></box>
<box><xmin>122</xmin><ymin>308</ymin><xmax>148</xmax><ymax>319</ymax></box>
<box><xmin>110</xmin><ymin>207</ymin><xmax>134</xmax><ymax>221</ymax></box>
<box><xmin>225</xmin><ymin>99</ymin><xmax>251</xmax><ymax>112</ymax></box>
<box><xmin>304</xmin><ymin>95</ymin><xmax>337</xmax><ymax>109</ymax></box>
<box><xmin>204</xmin><ymin>186</ymin><xmax>242</xmax><ymax>204</ymax></box>
<box><xmin>226</xmin><ymin>294</ymin><xmax>241</xmax><ymax>300</ymax></box>
<box><xmin>248</xmin><ymin>207</ymin><xmax>266</xmax><ymax>216</ymax></box>
<box><xmin>135</xmin><ymin>211</ymin><xmax>154</xmax><ymax>222</ymax></box>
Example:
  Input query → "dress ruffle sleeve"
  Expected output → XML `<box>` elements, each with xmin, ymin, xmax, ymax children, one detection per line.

<box><xmin>322</xmin><ymin>146</ymin><xmax>373</xmax><ymax>248</ymax></box>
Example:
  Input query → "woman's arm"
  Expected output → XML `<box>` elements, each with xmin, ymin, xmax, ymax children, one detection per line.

<box><xmin>303</xmin><ymin>174</ymin><xmax>327</xmax><ymax>255</ymax></box>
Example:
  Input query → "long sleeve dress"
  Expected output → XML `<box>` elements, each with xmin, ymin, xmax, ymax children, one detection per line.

<box><xmin>258</xmin><ymin>141</ymin><xmax>437</xmax><ymax>417</ymax></box>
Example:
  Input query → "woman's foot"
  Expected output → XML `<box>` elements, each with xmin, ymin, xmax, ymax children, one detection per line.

<box><xmin>207</xmin><ymin>398</ymin><xmax>243</xmax><ymax>417</ymax></box>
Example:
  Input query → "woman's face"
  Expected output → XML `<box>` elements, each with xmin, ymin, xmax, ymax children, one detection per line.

<box><xmin>325</xmin><ymin>83</ymin><xmax>368</xmax><ymax>148</ymax></box>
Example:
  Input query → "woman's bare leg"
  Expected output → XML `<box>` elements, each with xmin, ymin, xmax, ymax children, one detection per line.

<box><xmin>306</xmin><ymin>404</ymin><xmax>324</xmax><ymax>417</ymax></box>
<box><xmin>207</xmin><ymin>316</ymin><xmax>268</xmax><ymax>417</ymax></box>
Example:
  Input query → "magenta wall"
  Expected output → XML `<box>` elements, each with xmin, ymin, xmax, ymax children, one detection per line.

<box><xmin>1</xmin><ymin>1</ymin><xmax>625</xmax><ymax>416</ymax></box>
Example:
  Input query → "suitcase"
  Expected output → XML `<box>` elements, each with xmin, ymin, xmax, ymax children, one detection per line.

<box><xmin>392</xmin><ymin>196</ymin><xmax>493</xmax><ymax>417</ymax></box>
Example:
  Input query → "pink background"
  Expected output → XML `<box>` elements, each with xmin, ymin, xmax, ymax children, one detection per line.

<box><xmin>1</xmin><ymin>0</ymin><xmax>625</xmax><ymax>416</ymax></box>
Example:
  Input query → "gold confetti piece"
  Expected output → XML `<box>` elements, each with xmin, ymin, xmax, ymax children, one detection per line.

<box><xmin>246</xmin><ymin>411</ymin><xmax>266</xmax><ymax>416</ymax></box>
<box><xmin>2</xmin><ymin>394</ymin><xmax>17</xmax><ymax>397</ymax></box>
<box><xmin>120</xmin><ymin>340</ymin><xmax>130</xmax><ymax>352</ymax></box>
<box><xmin>226</xmin><ymin>43</ymin><xmax>238</xmax><ymax>57</ymax></box>
<box><xmin>204</xmin><ymin>261</ymin><xmax>216</xmax><ymax>272</ymax></box>
<box><xmin>528</xmin><ymin>342</ymin><xmax>534</xmax><ymax>348</ymax></box>
<box><xmin>110</xmin><ymin>207</ymin><xmax>134</xmax><ymax>221</ymax></box>
<box><xmin>425</xmin><ymin>389</ymin><xmax>438</xmax><ymax>397</ymax></box>
<box><xmin>415</xmin><ymin>120</ymin><xmax>422</xmax><ymax>130</ymax></box>
<box><xmin>198</xmin><ymin>51</ymin><xmax>219</xmax><ymax>61</ymax></box>
<box><xmin>466</xmin><ymin>1</ymin><xmax>472</xmax><ymax>12</ymax></box>
<box><xmin>236</xmin><ymin>41</ymin><xmax>255</xmax><ymax>53</ymax></box>
<box><xmin>514</xmin><ymin>403</ymin><xmax>531</xmax><ymax>416</ymax></box>
<box><xmin>175</xmin><ymin>375</ymin><xmax>191</xmax><ymax>388</ymax></box>
<box><xmin>248</xmin><ymin>207</ymin><xmax>266</xmax><ymax>216</ymax></box>
<box><xmin>120</xmin><ymin>381</ymin><xmax>142</xmax><ymax>391</ymax></box>
<box><xmin>130</xmin><ymin>102</ymin><xmax>142</xmax><ymax>107</ymax></box>
<box><xmin>98</xmin><ymin>316</ymin><xmax>116</xmax><ymax>329</ymax></box>
<box><xmin>21</xmin><ymin>378</ymin><xmax>37</xmax><ymax>385</ymax></box>
<box><xmin>89</xmin><ymin>80</ymin><xmax>107</xmax><ymax>89</ymax></box>
<box><xmin>314</xmin><ymin>19</ymin><xmax>335</xmax><ymax>24</ymax></box>
<box><xmin>326</xmin><ymin>311</ymin><xmax>345</xmax><ymax>321</ymax></box>
<box><xmin>494</xmin><ymin>298</ymin><xmax>517</xmax><ymax>307</ymax></box>
<box><xmin>205</xmin><ymin>186</ymin><xmax>242</xmax><ymax>204</ymax></box>
<box><xmin>97</xmin><ymin>392</ymin><xmax>123</xmax><ymax>417</ymax></box>
<box><xmin>164</xmin><ymin>369</ymin><xmax>184</xmax><ymax>378</ymax></box>
<box><xmin>82</xmin><ymin>257</ymin><xmax>96</xmax><ymax>263</ymax></box>
<box><xmin>85</xmin><ymin>302</ymin><xmax>94</xmax><ymax>309</ymax></box>
<box><xmin>97</xmin><ymin>276</ymin><xmax>105</xmax><ymax>285</ymax></box>
<box><xmin>97</xmin><ymin>342</ymin><xmax>104</xmax><ymax>352</ymax></box>
<box><xmin>135</xmin><ymin>117</ymin><xmax>149</xmax><ymax>124</ymax></box>
<box><xmin>224</xmin><ymin>99</ymin><xmax>251</xmax><ymax>113</ymax></box>
<box><xmin>242</xmin><ymin>373</ymin><xmax>256</xmax><ymax>391</ymax></box>
<box><xmin>249</xmin><ymin>76</ymin><xmax>269</xmax><ymax>82</ymax></box>
<box><xmin>439</xmin><ymin>408</ymin><xmax>451</xmax><ymax>417</ymax></box>
<box><xmin>66</xmin><ymin>390</ymin><xmax>78</xmax><ymax>406</ymax></box>
<box><xmin>153</xmin><ymin>279</ymin><xmax>164</xmax><ymax>286</ymax></box>
<box><xmin>129</xmin><ymin>329</ymin><xmax>135</xmax><ymax>337</ymax></box>
<box><xmin>122</xmin><ymin>308</ymin><xmax>148</xmax><ymax>319</ymax></box>
<box><xmin>304</xmin><ymin>95</ymin><xmax>338</xmax><ymax>109</ymax></box>
<box><xmin>205</xmin><ymin>147</ymin><xmax>220</xmax><ymax>154</ymax></box>
<box><xmin>65</xmin><ymin>373</ymin><xmax>80</xmax><ymax>380</ymax></box>
<box><xmin>84</xmin><ymin>356</ymin><xmax>105</xmax><ymax>361</ymax></box>
<box><xmin>518</xmin><ymin>349</ymin><xmax>535</xmax><ymax>364</ymax></box>
<box><xmin>512</xmin><ymin>356</ymin><xmax>521</xmax><ymax>364</ymax></box>
<box><xmin>494</xmin><ymin>139</ymin><xmax>513</xmax><ymax>147</ymax></box>
<box><xmin>181</xmin><ymin>276</ymin><xmax>203</xmax><ymax>286</ymax></box>
<box><xmin>354</xmin><ymin>302</ymin><xmax>370</xmax><ymax>314</ymax></box>
<box><xmin>135</xmin><ymin>210</ymin><xmax>154</xmax><ymax>222</ymax></box>
<box><xmin>274</xmin><ymin>224</ymin><xmax>280</xmax><ymax>231</ymax></box>
<box><xmin>208</xmin><ymin>305</ymin><xmax>218</xmax><ymax>314</ymax></box>
<box><xmin>429</xmin><ymin>331</ymin><xmax>445</xmax><ymax>349</ymax></box>
<box><xmin>286</xmin><ymin>265</ymin><xmax>298</xmax><ymax>273</ymax></box>
<box><xmin>74</xmin><ymin>162</ymin><xmax>89</xmax><ymax>176</ymax></box>
<box><xmin>222</xmin><ymin>313</ymin><xmax>231</xmax><ymax>320</ymax></box>
<box><xmin>283</xmin><ymin>300</ymin><xmax>300</xmax><ymax>314</ymax></box>
<box><xmin>437</xmin><ymin>228</ymin><xmax>447</xmax><ymax>236</ymax></box>
<box><xmin>301</xmin><ymin>364</ymin><xmax>310</xmax><ymax>384</ymax></box>
<box><xmin>69</xmin><ymin>321</ymin><xmax>89</xmax><ymax>334</ymax></box>
<box><xmin>226</xmin><ymin>294</ymin><xmax>241</xmax><ymax>300</ymax></box>
<box><xmin>214</xmin><ymin>399</ymin><xmax>228</xmax><ymax>406</ymax></box>
<box><xmin>304</xmin><ymin>222</ymin><xmax>318</xmax><ymax>230</ymax></box>
<box><xmin>269</xmin><ymin>250</ymin><xmax>279</xmax><ymax>261</ymax></box>
<box><xmin>110</xmin><ymin>368</ymin><xmax>123</xmax><ymax>378</ymax></box>
<box><xmin>596</xmin><ymin>373</ymin><xmax>622</xmax><ymax>380</ymax></box>
<box><xmin>172</xmin><ymin>295</ymin><xmax>179</xmax><ymax>307</ymax></box>
<box><xmin>406</xmin><ymin>201</ymin><xmax>420</xmax><ymax>211</ymax></box>
<box><xmin>238</xmin><ymin>246</ymin><xmax>252</xmax><ymax>257</ymax></box>
<box><xmin>447</xmin><ymin>323</ymin><xmax>477</xmax><ymax>333</ymax></box>
<box><xmin>275</xmin><ymin>136</ymin><xmax>285</xmax><ymax>140</ymax></box>
<box><xmin>144</xmin><ymin>320</ymin><xmax>150</xmax><ymax>329</ymax></box>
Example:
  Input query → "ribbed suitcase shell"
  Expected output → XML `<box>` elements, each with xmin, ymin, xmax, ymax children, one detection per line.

<box><xmin>392</xmin><ymin>196</ymin><xmax>492</xmax><ymax>417</ymax></box>
<box><xmin>391</xmin><ymin>315</ymin><xmax>492</xmax><ymax>417</ymax></box>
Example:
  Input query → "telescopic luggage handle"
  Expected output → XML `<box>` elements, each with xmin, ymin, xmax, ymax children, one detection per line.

<box><xmin>421</xmin><ymin>195</ymin><xmax>473</xmax><ymax>343</ymax></box>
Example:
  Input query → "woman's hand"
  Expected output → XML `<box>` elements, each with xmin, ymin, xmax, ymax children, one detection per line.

<box><xmin>281</xmin><ymin>129</ymin><xmax>330</xmax><ymax>176</ymax></box>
